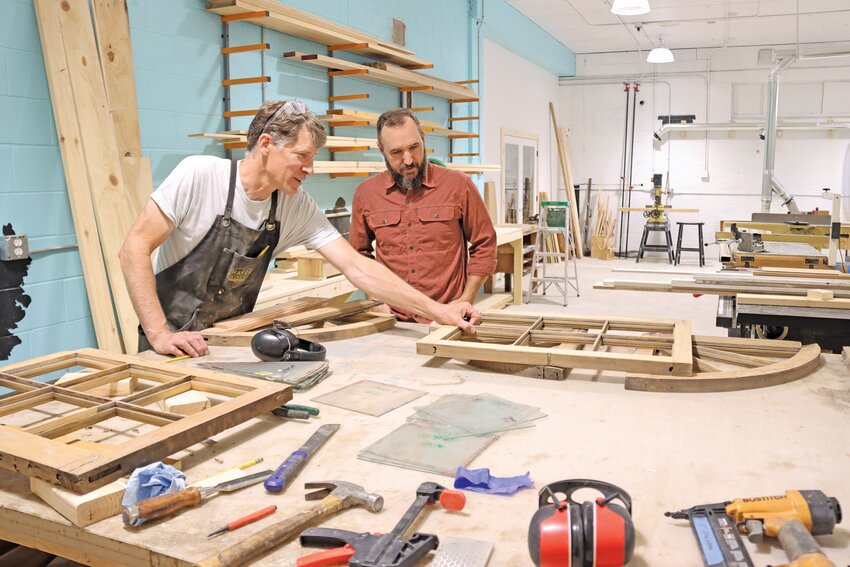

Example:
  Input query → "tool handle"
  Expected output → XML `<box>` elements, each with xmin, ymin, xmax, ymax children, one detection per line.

<box><xmin>227</xmin><ymin>504</ymin><xmax>278</xmax><ymax>531</ymax></box>
<box><xmin>264</xmin><ymin>450</ymin><xmax>308</xmax><ymax>492</ymax></box>
<box><xmin>296</xmin><ymin>544</ymin><xmax>354</xmax><ymax>567</ymax></box>
<box><xmin>198</xmin><ymin>496</ymin><xmax>346</xmax><ymax>567</ymax></box>
<box><xmin>126</xmin><ymin>486</ymin><xmax>202</xmax><ymax>524</ymax></box>
<box><xmin>284</xmin><ymin>403</ymin><xmax>320</xmax><ymax>416</ymax></box>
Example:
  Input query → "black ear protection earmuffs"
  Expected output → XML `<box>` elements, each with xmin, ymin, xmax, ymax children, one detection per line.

<box><xmin>251</xmin><ymin>324</ymin><xmax>327</xmax><ymax>362</ymax></box>
<box><xmin>529</xmin><ymin>479</ymin><xmax>635</xmax><ymax>567</ymax></box>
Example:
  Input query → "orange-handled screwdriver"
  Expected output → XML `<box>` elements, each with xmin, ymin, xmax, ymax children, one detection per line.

<box><xmin>208</xmin><ymin>504</ymin><xmax>278</xmax><ymax>537</ymax></box>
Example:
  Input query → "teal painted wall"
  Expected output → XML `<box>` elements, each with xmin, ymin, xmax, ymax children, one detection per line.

<box><xmin>0</xmin><ymin>0</ymin><xmax>572</xmax><ymax>363</ymax></box>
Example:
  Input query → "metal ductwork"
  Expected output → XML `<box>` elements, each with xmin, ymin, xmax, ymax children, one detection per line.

<box><xmin>761</xmin><ymin>55</ymin><xmax>801</xmax><ymax>213</ymax></box>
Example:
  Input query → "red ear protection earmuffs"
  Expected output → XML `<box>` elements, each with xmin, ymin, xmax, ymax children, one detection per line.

<box><xmin>529</xmin><ymin>479</ymin><xmax>635</xmax><ymax>567</ymax></box>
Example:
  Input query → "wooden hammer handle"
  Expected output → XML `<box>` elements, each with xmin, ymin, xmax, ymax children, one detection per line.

<box><xmin>134</xmin><ymin>486</ymin><xmax>202</xmax><ymax>522</ymax></box>
<box><xmin>198</xmin><ymin>496</ymin><xmax>345</xmax><ymax>567</ymax></box>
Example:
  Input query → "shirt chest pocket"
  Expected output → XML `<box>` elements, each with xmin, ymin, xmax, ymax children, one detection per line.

<box><xmin>366</xmin><ymin>209</ymin><xmax>404</xmax><ymax>254</ymax></box>
<box><xmin>417</xmin><ymin>205</ymin><xmax>459</xmax><ymax>250</ymax></box>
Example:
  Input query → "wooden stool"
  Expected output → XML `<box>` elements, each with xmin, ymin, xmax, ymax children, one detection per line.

<box><xmin>675</xmin><ymin>222</ymin><xmax>705</xmax><ymax>266</ymax></box>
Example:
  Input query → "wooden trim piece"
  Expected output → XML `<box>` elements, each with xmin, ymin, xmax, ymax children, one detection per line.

<box><xmin>455</xmin><ymin>79</ymin><xmax>479</xmax><ymax>84</ymax></box>
<box><xmin>203</xmin><ymin>312</ymin><xmax>396</xmax><ymax>346</ymax></box>
<box><xmin>449</xmin><ymin>97</ymin><xmax>478</xmax><ymax>103</ymax></box>
<box><xmin>222</xmin><ymin>75</ymin><xmax>270</xmax><ymax>86</ymax></box>
<box><xmin>224</xmin><ymin>141</ymin><xmax>248</xmax><ymax>150</ymax></box>
<box><xmin>212</xmin><ymin>297</ymin><xmax>325</xmax><ymax>332</ymax></box>
<box><xmin>398</xmin><ymin>85</ymin><xmax>432</xmax><ymax>92</ymax></box>
<box><xmin>34</xmin><ymin>0</ymin><xmax>123</xmax><ymax>353</ymax></box>
<box><xmin>327</xmin><ymin>69</ymin><xmax>368</xmax><ymax>77</ymax></box>
<box><xmin>737</xmin><ymin>293</ymin><xmax>850</xmax><ymax>310</ymax></box>
<box><xmin>220</xmin><ymin>9</ymin><xmax>268</xmax><ymax>22</ymax></box>
<box><xmin>449</xmin><ymin>153</ymin><xmax>480</xmax><ymax>157</ymax></box>
<box><xmin>449</xmin><ymin>116</ymin><xmax>479</xmax><ymax>121</ymax></box>
<box><xmin>327</xmin><ymin>93</ymin><xmax>369</xmax><ymax>102</ymax></box>
<box><xmin>329</xmin><ymin>146</ymin><xmax>370</xmax><ymax>152</ymax></box>
<box><xmin>0</xmin><ymin>349</ymin><xmax>291</xmax><ymax>493</ymax></box>
<box><xmin>330</xmin><ymin>172</ymin><xmax>370</xmax><ymax>178</ymax></box>
<box><xmin>410</xmin><ymin>107</ymin><xmax>434</xmax><ymax>112</ymax></box>
<box><xmin>404</xmin><ymin>64</ymin><xmax>433</xmax><ymax>70</ymax></box>
<box><xmin>626</xmin><ymin>344</ymin><xmax>821</xmax><ymax>393</ymax></box>
<box><xmin>328</xmin><ymin>42</ymin><xmax>368</xmax><ymax>52</ymax></box>
<box><xmin>223</xmin><ymin>109</ymin><xmax>259</xmax><ymax>118</ymax></box>
<box><xmin>222</xmin><ymin>42</ymin><xmax>269</xmax><ymax>54</ymax></box>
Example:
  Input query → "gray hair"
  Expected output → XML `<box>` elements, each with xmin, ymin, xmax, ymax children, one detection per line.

<box><xmin>246</xmin><ymin>99</ymin><xmax>327</xmax><ymax>152</ymax></box>
<box><xmin>376</xmin><ymin>108</ymin><xmax>423</xmax><ymax>144</ymax></box>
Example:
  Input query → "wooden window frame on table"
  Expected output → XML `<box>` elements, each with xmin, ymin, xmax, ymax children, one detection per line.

<box><xmin>417</xmin><ymin>311</ymin><xmax>693</xmax><ymax>376</ymax></box>
<box><xmin>0</xmin><ymin>349</ymin><xmax>290</xmax><ymax>494</ymax></box>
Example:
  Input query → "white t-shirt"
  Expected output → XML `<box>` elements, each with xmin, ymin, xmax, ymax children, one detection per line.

<box><xmin>151</xmin><ymin>155</ymin><xmax>340</xmax><ymax>273</ymax></box>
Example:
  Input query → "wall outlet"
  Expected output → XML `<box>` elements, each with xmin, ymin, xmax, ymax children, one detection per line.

<box><xmin>0</xmin><ymin>234</ymin><xmax>29</xmax><ymax>261</ymax></box>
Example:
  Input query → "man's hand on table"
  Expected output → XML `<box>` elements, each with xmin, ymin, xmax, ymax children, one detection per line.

<box><xmin>149</xmin><ymin>330</ymin><xmax>210</xmax><ymax>358</ymax></box>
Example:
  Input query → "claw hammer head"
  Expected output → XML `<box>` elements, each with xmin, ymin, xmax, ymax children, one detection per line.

<box><xmin>304</xmin><ymin>480</ymin><xmax>384</xmax><ymax>513</ymax></box>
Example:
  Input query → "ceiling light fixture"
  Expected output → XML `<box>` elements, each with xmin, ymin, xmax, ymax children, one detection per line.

<box><xmin>611</xmin><ymin>0</ymin><xmax>650</xmax><ymax>16</ymax></box>
<box><xmin>647</xmin><ymin>37</ymin><xmax>674</xmax><ymax>63</ymax></box>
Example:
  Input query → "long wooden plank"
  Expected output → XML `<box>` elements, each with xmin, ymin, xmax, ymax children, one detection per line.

<box><xmin>58</xmin><ymin>0</ymin><xmax>140</xmax><ymax>353</ymax></box>
<box><xmin>34</xmin><ymin>0</ymin><xmax>123</xmax><ymax>353</ymax></box>
<box><xmin>549</xmin><ymin>103</ymin><xmax>584</xmax><ymax>257</ymax></box>
<box><xmin>211</xmin><ymin>297</ymin><xmax>325</xmax><ymax>332</ymax></box>
<box><xmin>626</xmin><ymin>344</ymin><xmax>821</xmax><ymax>393</ymax></box>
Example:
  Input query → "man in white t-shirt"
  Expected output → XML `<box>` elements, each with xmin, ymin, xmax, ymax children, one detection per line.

<box><xmin>119</xmin><ymin>99</ymin><xmax>480</xmax><ymax>357</ymax></box>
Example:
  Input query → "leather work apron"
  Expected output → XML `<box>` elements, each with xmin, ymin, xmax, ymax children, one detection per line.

<box><xmin>139</xmin><ymin>161</ymin><xmax>280</xmax><ymax>351</ymax></box>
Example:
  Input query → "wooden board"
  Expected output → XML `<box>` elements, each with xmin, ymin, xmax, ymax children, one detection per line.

<box><xmin>417</xmin><ymin>312</ymin><xmax>693</xmax><ymax>376</ymax></box>
<box><xmin>29</xmin><ymin>476</ymin><xmax>126</xmax><ymax>528</ymax></box>
<box><xmin>737</xmin><ymin>293</ymin><xmax>850</xmax><ymax>310</ymax></box>
<box><xmin>34</xmin><ymin>0</ymin><xmax>123</xmax><ymax>353</ymax></box>
<box><xmin>549</xmin><ymin>103</ymin><xmax>583</xmax><ymax>257</ymax></box>
<box><xmin>55</xmin><ymin>0</ymin><xmax>140</xmax><ymax>352</ymax></box>
<box><xmin>0</xmin><ymin>349</ymin><xmax>290</xmax><ymax>493</ymax></box>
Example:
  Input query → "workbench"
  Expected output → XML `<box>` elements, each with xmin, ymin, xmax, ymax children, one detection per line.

<box><xmin>1</xmin><ymin>324</ymin><xmax>848</xmax><ymax>566</ymax></box>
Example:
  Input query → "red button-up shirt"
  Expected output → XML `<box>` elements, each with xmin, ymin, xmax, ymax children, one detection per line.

<box><xmin>350</xmin><ymin>162</ymin><xmax>497</xmax><ymax>323</ymax></box>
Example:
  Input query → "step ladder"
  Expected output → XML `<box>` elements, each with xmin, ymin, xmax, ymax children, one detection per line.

<box><xmin>525</xmin><ymin>201</ymin><xmax>579</xmax><ymax>306</ymax></box>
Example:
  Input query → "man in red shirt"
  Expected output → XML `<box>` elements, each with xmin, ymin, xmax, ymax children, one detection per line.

<box><xmin>350</xmin><ymin>108</ymin><xmax>497</xmax><ymax>323</ymax></box>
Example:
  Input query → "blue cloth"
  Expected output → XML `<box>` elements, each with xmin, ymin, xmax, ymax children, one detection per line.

<box><xmin>121</xmin><ymin>462</ymin><xmax>186</xmax><ymax>526</ymax></box>
<box><xmin>454</xmin><ymin>466</ymin><xmax>533</xmax><ymax>495</ymax></box>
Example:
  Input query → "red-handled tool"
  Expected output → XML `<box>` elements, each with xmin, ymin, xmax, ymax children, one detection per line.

<box><xmin>299</xmin><ymin>481</ymin><xmax>467</xmax><ymax>567</ymax></box>
<box><xmin>208</xmin><ymin>504</ymin><xmax>278</xmax><ymax>537</ymax></box>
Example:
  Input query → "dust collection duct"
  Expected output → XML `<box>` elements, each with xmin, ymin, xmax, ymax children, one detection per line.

<box><xmin>761</xmin><ymin>54</ymin><xmax>801</xmax><ymax>213</ymax></box>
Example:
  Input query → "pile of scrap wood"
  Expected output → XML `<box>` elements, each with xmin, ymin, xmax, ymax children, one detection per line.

<box><xmin>35</xmin><ymin>0</ymin><xmax>151</xmax><ymax>354</ymax></box>
<box><xmin>590</xmin><ymin>194</ymin><xmax>616</xmax><ymax>260</ymax></box>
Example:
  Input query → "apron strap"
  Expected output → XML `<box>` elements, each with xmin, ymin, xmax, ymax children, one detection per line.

<box><xmin>221</xmin><ymin>160</ymin><xmax>238</xmax><ymax>227</ymax></box>
<box><xmin>264</xmin><ymin>190</ymin><xmax>279</xmax><ymax>231</ymax></box>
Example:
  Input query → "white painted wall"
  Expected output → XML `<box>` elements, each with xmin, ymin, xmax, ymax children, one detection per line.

<box><xmin>482</xmin><ymin>38</ymin><xmax>561</xmax><ymax>222</ymax></box>
<box><xmin>560</xmin><ymin>46</ymin><xmax>850</xmax><ymax>257</ymax></box>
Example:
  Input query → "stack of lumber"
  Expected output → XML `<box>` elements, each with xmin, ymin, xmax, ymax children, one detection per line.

<box><xmin>35</xmin><ymin>0</ymin><xmax>149</xmax><ymax>354</ymax></box>
<box><xmin>188</xmin><ymin>132</ymin><xmax>380</xmax><ymax>151</ymax></box>
<box><xmin>595</xmin><ymin>269</ymin><xmax>850</xmax><ymax>299</ymax></box>
<box><xmin>590</xmin><ymin>194</ymin><xmax>616</xmax><ymax>260</ymax></box>
<box><xmin>548</xmin><ymin>103</ymin><xmax>584</xmax><ymax>257</ymax></box>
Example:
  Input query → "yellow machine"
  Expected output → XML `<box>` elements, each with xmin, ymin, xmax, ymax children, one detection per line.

<box><xmin>668</xmin><ymin>490</ymin><xmax>841</xmax><ymax>567</ymax></box>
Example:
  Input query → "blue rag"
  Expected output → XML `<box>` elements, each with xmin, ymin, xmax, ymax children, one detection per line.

<box><xmin>121</xmin><ymin>462</ymin><xmax>186</xmax><ymax>526</ymax></box>
<box><xmin>454</xmin><ymin>466</ymin><xmax>533</xmax><ymax>495</ymax></box>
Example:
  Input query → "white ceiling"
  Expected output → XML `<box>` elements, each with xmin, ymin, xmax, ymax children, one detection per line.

<box><xmin>504</xmin><ymin>0</ymin><xmax>850</xmax><ymax>55</ymax></box>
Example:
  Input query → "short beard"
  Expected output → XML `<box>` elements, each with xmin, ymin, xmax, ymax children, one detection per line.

<box><xmin>387</xmin><ymin>159</ymin><xmax>426</xmax><ymax>192</ymax></box>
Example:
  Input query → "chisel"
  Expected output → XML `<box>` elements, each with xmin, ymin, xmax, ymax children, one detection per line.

<box><xmin>122</xmin><ymin>469</ymin><xmax>273</xmax><ymax>526</ymax></box>
<box><xmin>264</xmin><ymin>423</ymin><xmax>340</xmax><ymax>493</ymax></box>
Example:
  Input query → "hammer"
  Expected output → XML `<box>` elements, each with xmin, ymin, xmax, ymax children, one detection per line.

<box><xmin>197</xmin><ymin>480</ymin><xmax>383</xmax><ymax>567</ymax></box>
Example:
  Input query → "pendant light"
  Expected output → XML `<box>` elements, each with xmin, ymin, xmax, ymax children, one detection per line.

<box><xmin>611</xmin><ymin>0</ymin><xmax>650</xmax><ymax>16</ymax></box>
<box><xmin>647</xmin><ymin>37</ymin><xmax>674</xmax><ymax>63</ymax></box>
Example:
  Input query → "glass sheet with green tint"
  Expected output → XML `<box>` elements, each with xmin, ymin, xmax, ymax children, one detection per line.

<box><xmin>312</xmin><ymin>379</ymin><xmax>426</xmax><ymax>417</ymax></box>
<box><xmin>408</xmin><ymin>393</ymin><xmax>546</xmax><ymax>438</ymax></box>
<box><xmin>358</xmin><ymin>421</ymin><xmax>498</xmax><ymax>476</ymax></box>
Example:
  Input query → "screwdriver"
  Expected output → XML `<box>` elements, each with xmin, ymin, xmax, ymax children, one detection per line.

<box><xmin>207</xmin><ymin>504</ymin><xmax>277</xmax><ymax>537</ymax></box>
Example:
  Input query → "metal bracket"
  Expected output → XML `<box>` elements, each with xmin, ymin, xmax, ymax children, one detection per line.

<box><xmin>0</xmin><ymin>234</ymin><xmax>29</xmax><ymax>261</ymax></box>
<box><xmin>535</xmin><ymin>365</ymin><xmax>565</xmax><ymax>381</ymax></box>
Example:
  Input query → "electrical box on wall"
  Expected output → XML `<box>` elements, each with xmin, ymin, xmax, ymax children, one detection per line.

<box><xmin>0</xmin><ymin>234</ymin><xmax>29</xmax><ymax>261</ymax></box>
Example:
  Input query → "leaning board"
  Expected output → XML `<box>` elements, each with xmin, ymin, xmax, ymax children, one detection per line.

<box><xmin>0</xmin><ymin>349</ymin><xmax>290</xmax><ymax>493</ymax></box>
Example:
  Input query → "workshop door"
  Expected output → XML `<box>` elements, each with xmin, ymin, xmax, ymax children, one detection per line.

<box><xmin>503</xmin><ymin>134</ymin><xmax>538</xmax><ymax>224</ymax></box>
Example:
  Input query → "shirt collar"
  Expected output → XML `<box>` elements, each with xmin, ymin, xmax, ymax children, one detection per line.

<box><xmin>383</xmin><ymin>161</ymin><xmax>437</xmax><ymax>195</ymax></box>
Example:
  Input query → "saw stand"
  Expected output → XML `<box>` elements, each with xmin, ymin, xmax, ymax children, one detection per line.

<box><xmin>636</xmin><ymin>174</ymin><xmax>674</xmax><ymax>263</ymax></box>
